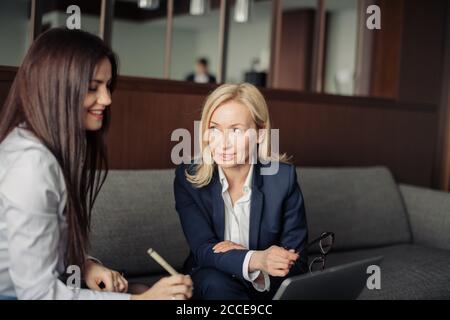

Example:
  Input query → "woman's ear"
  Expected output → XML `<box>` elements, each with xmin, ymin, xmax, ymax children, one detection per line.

<box><xmin>257</xmin><ymin>127</ymin><xmax>266</xmax><ymax>144</ymax></box>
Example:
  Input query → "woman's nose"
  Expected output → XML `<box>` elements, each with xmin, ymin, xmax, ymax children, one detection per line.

<box><xmin>98</xmin><ymin>88</ymin><xmax>112</xmax><ymax>106</ymax></box>
<box><xmin>222</xmin><ymin>130</ymin><xmax>233</xmax><ymax>148</ymax></box>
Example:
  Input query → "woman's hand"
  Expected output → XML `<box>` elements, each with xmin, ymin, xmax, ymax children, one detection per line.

<box><xmin>213</xmin><ymin>240</ymin><xmax>246</xmax><ymax>253</ymax></box>
<box><xmin>84</xmin><ymin>260</ymin><xmax>128</xmax><ymax>293</ymax></box>
<box><xmin>249</xmin><ymin>246</ymin><xmax>298</xmax><ymax>277</ymax></box>
<box><xmin>131</xmin><ymin>275</ymin><xmax>193</xmax><ymax>300</ymax></box>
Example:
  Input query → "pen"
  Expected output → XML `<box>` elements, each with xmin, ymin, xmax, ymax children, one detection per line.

<box><xmin>147</xmin><ymin>248</ymin><xmax>179</xmax><ymax>276</ymax></box>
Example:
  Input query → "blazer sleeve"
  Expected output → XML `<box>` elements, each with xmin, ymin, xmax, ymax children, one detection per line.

<box><xmin>174</xmin><ymin>166</ymin><xmax>249</xmax><ymax>279</ymax></box>
<box><xmin>270</xmin><ymin>165</ymin><xmax>309</xmax><ymax>292</ymax></box>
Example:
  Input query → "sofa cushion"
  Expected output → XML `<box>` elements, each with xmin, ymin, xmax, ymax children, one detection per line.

<box><xmin>399</xmin><ymin>184</ymin><xmax>450</xmax><ymax>251</ymax></box>
<box><xmin>298</xmin><ymin>167</ymin><xmax>411</xmax><ymax>251</ymax></box>
<box><xmin>324</xmin><ymin>244</ymin><xmax>450</xmax><ymax>299</ymax></box>
<box><xmin>90</xmin><ymin>170</ymin><xmax>189</xmax><ymax>277</ymax></box>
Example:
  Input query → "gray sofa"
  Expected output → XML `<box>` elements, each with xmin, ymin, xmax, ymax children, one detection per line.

<box><xmin>90</xmin><ymin>167</ymin><xmax>450</xmax><ymax>299</ymax></box>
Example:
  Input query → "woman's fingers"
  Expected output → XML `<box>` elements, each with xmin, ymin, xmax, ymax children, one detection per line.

<box><xmin>170</xmin><ymin>284</ymin><xmax>193</xmax><ymax>298</ymax></box>
<box><xmin>269</xmin><ymin>269</ymin><xmax>289</xmax><ymax>277</ymax></box>
<box><xmin>213</xmin><ymin>241</ymin><xmax>229</xmax><ymax>250</ymax></box>
<box><xmin>106</xmin><ymin>271</ymin><xmax>128</xmax><ymax>292</ymax></box>
<box><xmin>165</xmin><ymin>274</ymin><xmax>193</xmax><ymax>287</ymax></box>
<box><xmin>101</xmin><ymin>271</ymin><xmax>115</xmax><ymax>292</ymax></box>
<box><xmin>269</xmin><ymin>249</ymin><xmax>298</xmax><ymax>264</ymax></box>
<box><xmin>271</xmin><ymin>261</ymin><xmax>291</xmax><ymax>271</ymax></box>
<box><xmin>287</xmin><ymin>251</ymin><xmax>299</xmax><ymax>261</ymax></box>
<box><xmin>113</xmin><ymin>272</ymin><xmax>121</xmax><ymax>292</ymax></box>
<box><xmin>269</xmin><ymin>255</ymin><xmax>291</xmax><ymax>264</ymax></box>
<box><xmin>89</xmin><ymin>279</ymin><xmax>102</xmax><ymax>291</ymax></box>
<box><xmin>213</xmin><ymin>241</ymin><xmax>233</xmax><ymax>252</ymax></box>
<box><xmin>160</xmin><ymin>275</ymin><xmax>193</xmax><ymax>300</ymax></box>
<box><xmin>215</xmin><ymin>244</ymin><xmax>245</xmax><ymax>253</ymax></box>
<box><xmin>117</xmin><ymin>274</ymin><xmax>128</xmax><ymax>293</ymax></box>
<box><xmin>214</xmin><ymin>241</ymin><xmax>246</xmax><ymax>253</ymax></box>
<box><xmin>266</xmin><ymin>251</ymin><xmax>297</xmax><ymax>277</ymax></box>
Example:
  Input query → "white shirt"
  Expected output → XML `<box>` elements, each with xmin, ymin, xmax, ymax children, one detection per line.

<box><xmin>218</xmin><ymin>165</ymin><xmax>270</xmax><ymax>292</ymax></box>
<box><xmin>194</xmin><ymin>74</ymin><xmax>209</xmax><ymax>84</ymax></box>
<box><xmin>0</xmin><ymin>126</ymin><xmax>130</xmax><ymax>300</ymax></box>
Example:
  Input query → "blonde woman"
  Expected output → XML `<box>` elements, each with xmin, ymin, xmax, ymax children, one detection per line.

<box><xmin>174</xmin><ymin>83</ymin><xmax>308</xmax><ymax>300</ymax></box>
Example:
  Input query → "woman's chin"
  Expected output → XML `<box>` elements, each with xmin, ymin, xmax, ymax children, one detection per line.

<box><xmin>214</xmin><ymin>159</ymin><xmax>249</xmax><ymax>168</ymax></box>
<box><xmin>84</xmin><ymin>121</ymin><xmax>103</xmax><ymax>131</ymax></box>
<box><xmin>217</xmin><ymin>162</ymin><xmax>236</xmax><ymax>168</ymax></box>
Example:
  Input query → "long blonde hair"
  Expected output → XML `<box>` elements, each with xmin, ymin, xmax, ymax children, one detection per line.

<box><xmin>186</xmin><ymin>83</ymin><xmax>290</xmax><ymax>188</ymax></box>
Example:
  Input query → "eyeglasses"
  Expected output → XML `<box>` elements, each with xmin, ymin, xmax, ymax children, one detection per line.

<box><xmin>299</xmin><ymin>232</ymin><xmax>335</xmax><ymax>273</ymax></box>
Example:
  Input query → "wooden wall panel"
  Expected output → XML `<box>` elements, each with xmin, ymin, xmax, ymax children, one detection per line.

<box><xmin>398</xmin><ymin>0</ymin><xmax>448</xmax><ymax>105</ymax></box>
<box><xmin>433</xmin><ymin>1</ymin><xmax>450</xmax><ymax>191</ymax></box>
<box><xmin>369</xmin><ymin>0</ymin><xmax>404</xmax><ymax>98</ymax></box>
<box><xmin>273</xmin><ymin>9</ymin><xmax>315</xmax><ymax>91</ymax></box>
<box><xmin>268</xmin><ymin>100</ymin><xmax>437</xmax><ymax>186</ymax></box>
<box><xmin>106</xmin><ymin>90</ymin><xmax>204</xmax><ymax>169</ymax></box>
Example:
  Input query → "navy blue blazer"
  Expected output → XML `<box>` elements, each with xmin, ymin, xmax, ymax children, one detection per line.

<box><xmin>174</xmin><ymin>161</ymin><xmax>308</xmax><ymax>291</ymax></box>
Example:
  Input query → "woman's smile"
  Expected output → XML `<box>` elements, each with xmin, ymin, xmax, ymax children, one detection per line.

<box><xmin>217</xmin><ymin>152</ymin><xmax>236</xmax><ymax>162</ymax></box>
<box><xmin>87</xmin><ymin>108</ymin><xmax>104</xmax><ymax>121</ymax></box>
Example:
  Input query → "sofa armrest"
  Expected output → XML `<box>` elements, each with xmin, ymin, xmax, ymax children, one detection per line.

<box><xmin>399</xmin><ymin>184</ymin><xmax>450</xmax><ymax>251</ymax></box>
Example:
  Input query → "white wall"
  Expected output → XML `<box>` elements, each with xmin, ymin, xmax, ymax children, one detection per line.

<box><xmin>112</xmin><ymin>19</ymin><xmax>167</xmax><ymax>78</ymax></box>
<box><xmin>170</xmin><ymin>27</ymin><xmax>198</xmax><ymax>80</ymax></box>
<box><xmin>39</xmin><ymin>12</ymin><xmax>196</xmax><ymax>80</ymax></box>
<box><xmin>193</xmin><ymin>1</ymin><xmax>272</xmax><ymax>83</ymax></box>
<box><xmin>194</xmin><ymin>26</ymin><xmax>219</xmax><ymax>80</ymax></box>
<box><xmin>226</xmin><ymin>17</ymin><xmax>271</xmax><ymax>83</ymax></box>
<box><xmin>324</xmin><ymin>8</ymin><xmax>358</xmax><ymax>95</ymax></box>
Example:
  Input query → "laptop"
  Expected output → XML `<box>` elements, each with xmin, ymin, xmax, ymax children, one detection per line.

<box><xmin>273</xmin><ymin>256</ymin><xmax>383</xmax><ymax>300</ymax></box>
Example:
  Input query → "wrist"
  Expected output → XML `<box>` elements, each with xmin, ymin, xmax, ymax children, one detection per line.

<box><xmin>249</xmin><ymin>251</ymin><xmax>263</xmax><ymax>273</ymax></box>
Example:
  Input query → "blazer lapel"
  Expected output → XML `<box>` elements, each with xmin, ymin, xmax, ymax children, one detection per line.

<box><xmin>249</xmin><ymin>163</ymin><xmax>264</xmax><ymax>250</ymax></box>
<box><xmin>210</xmin><ymin>172</ymin><xmax>225</xmax><ymax>241</ymax></box>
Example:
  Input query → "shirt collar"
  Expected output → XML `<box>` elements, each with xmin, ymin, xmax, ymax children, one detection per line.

<box><xmin>218</xmin><ymin>164</ymin><xmax>254</xmax><ymax>194</ymax></box>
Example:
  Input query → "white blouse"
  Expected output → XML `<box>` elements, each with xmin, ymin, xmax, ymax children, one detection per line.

<box><xmin>0</xmin><ymin>126</ymin><xmax>130</xmax><ymax>300</ymax></box>
<box><xmin>218</xmin><ymin>165</ymin><xmax>270</xmax><ymax>292</ymax></box>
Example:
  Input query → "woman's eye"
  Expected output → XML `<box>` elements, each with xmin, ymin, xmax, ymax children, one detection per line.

<box><xmin>89</xmin><ymin>87</ymin><xmax>97</xmax><ymax>92</ymax></box>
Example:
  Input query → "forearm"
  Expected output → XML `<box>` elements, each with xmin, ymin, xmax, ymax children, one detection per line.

<box><xmin>194</xmin><ymin>243</ymin><xmax>249</xmax><ymax>278</ymax></box>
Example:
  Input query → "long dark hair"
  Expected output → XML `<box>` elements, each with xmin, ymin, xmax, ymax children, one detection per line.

<box><xmin>0</xmin><ymin>28</ymin><xmax>118</xmax><ymax>271</ymax></box>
